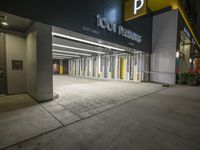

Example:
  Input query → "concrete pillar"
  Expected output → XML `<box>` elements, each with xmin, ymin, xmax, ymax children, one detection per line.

<box><xmin>108</xmin><ymin>56</ymin><xmax>112</xmax><ymax>79</ymax></box>
<box><xmin>26</xmin><ymin>22</ymin><xmax>53</xmax><ymax>102</ymax></box>
<box><xmin>115</xmin><ymin>55</ymin><xmax>118</xmax><ymax>79</ymax></box>
<box><xmin>89</xmin><ymin>58</ymin><xmax>92</xmax><ymax>77</ymax></box>
<box><xmin>98</xmin><ymin>55</ymin><xmax>101</xmax><ymax>78</ymax></box>
<box><xmin>127</xmin><ymin>54</ymin><xmax>130</xmax><ymax>80</ymax></box>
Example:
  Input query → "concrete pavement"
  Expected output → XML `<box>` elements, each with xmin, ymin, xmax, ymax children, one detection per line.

<box><xmin>0</xmin><ymin>77</ymin><xmax>163</xmax><ymax>149</ymax></box>
<box><xmin>2</xmin><ymin>85</ymin><xmax>200</xmax><ymax>150</ymax></box>
<box><xmin>53</xmin><ymin>75</ymin><xmax>163</xmax><ymax>118</ymax></box>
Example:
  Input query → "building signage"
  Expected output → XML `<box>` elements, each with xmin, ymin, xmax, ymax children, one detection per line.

<box><xmin>124</xmin><ymin>0</ymin><xmax>147</xmax><ymax>21</ymax></box>
<box><xmin>0</xmin><ymin>0</ymin><xmax>152</xmax><ymax>53</ymax></box>
<box><xmin>96</xmin><ymin>14</ymin><xmax>142</xmax><ymax>43</ymax></box>
<box><xmin>134</xmin><ymin>0</ymin><xmax>145</xmax><ymax>14</ymax></box>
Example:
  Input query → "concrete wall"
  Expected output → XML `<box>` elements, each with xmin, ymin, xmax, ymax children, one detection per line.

<box><xmin>36</xmin><ymin>23</ymin><xmax>53</xmax><ymax>101</ymax></box>
<box><xmin>5</xmin><ymin>34</ymin><xmax>26</xmax><ymax>94</ymax></box>
<box><xmin>26</xmin><ymin>31</ymin><xmax>37</xmax><ymax>98</ymax></box>
<box><xmin>26</xmin><ymin>22</ymin><xmax>53</xmax><ymax>101</ymax></box>
<box><xmin>151</xmin><ymin>10</ymin><xmax>178</xmax><ymax>84</ymax></box>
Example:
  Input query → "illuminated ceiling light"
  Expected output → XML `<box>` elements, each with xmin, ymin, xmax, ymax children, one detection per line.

<box><xmin>53</xmin><ymin>56</ymin><xmax>71</xmax><ymax>59</ymax></box>
<box><xmin>53</xmin><ymin>55</ymin><xmax>71</xmax><ymax>58</ymax></box>
<box><xmin>176</xmin><ymin>51</ymin><xmax>180</xmax><ymax>58</ymax></box>
<box><xmin>52</xmin><ymin>32</ymin><xmax>125</xmax><ymax>52</ymax></box>
<box><xmin>53</xmin><ymin>43</ymin><xmax>105</xmax><ymax>54</ymax></box>
<box><xmin>53</xmin><ymin>53</ymin><xmax>80</xmax><ymax>58</ymax></box>
<box><xmin>53</xmin><ymin>56</ymin><xmax>72</xmax><ymax>59</ymax></box>
<box><xmin>53</xmin><ymin>55</ymin><xmax>72</xmax><ymax>59</ymax></box>
<box><xmin>53</xmin><ymin>49</ymin><xmax>91</xmax><ymax>56</ymax></box>
<box><xmin>1</xmin><ymin>21</ymin><xmax>9</xmax><ymax>26</ymax></box>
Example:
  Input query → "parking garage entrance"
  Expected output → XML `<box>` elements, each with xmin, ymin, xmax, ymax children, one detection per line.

<box><xmin>52</xmin><ymin>27</ymin><xmax>146</xmax><ymax>83</ymax></box>
<box><xmin>51</xmin><ymin>27</ymin><xmax>162</xmax><ymax>118</ymax></box>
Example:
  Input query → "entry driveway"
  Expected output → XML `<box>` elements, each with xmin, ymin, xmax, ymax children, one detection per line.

<box><xmin>53</xmin><ymin>75</ymin><xmax>163</xmax><ymax>118</ymax></box>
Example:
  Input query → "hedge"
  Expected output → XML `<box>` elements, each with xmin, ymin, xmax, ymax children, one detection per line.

<box><xmin>177</xmin><ymin>73</ymin><xmax>200</xmax><ymax>86</ymax></box>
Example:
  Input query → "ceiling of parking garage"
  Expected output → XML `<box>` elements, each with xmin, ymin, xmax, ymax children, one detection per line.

<box><xmin>52</xmin><ymin>27</ymin><xmax>136</xmax><ymax>59</ymax></box>
<box><xmin>52</xmin><ymin>37</ymin><xmax>121</xmax><ymax>59</ymax></box>
<box><xmin>0</xmin><ymin>11</ymin><xmax>32</xmax><ymax>32</ymax></box>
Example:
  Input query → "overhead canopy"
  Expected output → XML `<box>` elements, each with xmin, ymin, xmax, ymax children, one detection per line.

<box><xmin>148</xmin><ymin>0</ymin><xmax>178</xmax><ymax>11</ymax></box>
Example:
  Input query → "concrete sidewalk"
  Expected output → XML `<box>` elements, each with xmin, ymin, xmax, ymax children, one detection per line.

<box><xmin>0</xmin><ymin>80</ymin><xmax>162</xmax><ymax>150</ymax></box>
<box><xmin>3</xmin><ymin>85</ymin><xmax>200</xmax><ymax>150</ymax></box>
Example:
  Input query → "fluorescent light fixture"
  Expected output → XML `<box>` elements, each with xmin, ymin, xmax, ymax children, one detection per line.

<box><xmin>53</xmin><ymin>49</ymin><xmax>91</xmax><ymax>56</ymax></box>
<box><xmin>53</xmin><ymin>43</ymin><xmax>105</xmax><ymax>54</ymax></box>
<box><xmin>53</xmin><ymin>55</ymin><xmax>72</xmax><ymax>59</ymax></box>
<box><xmin>53</xmin><ymin>56</ymin><xmax>71</xmax><ymax>59</ymax></box>
<box><xmin>1</xmin><ymin>21</ymin><xmax>9</xmax><ymax>26</ymax></box>
<box><xmin>52</xmin><ymin>32</ymin><xmax>125</xmax><ymax>52</ymax></box>
<box><xmin>53</xmin><ymin>53</ymin><xmax>80</xmax><ymax>58</ymax></box>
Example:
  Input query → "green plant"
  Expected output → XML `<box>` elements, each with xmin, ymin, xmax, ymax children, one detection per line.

<box><xmin>177</xmin><ymin>73</ymin><xmax>200</xmax><ymax>86</ymax></box>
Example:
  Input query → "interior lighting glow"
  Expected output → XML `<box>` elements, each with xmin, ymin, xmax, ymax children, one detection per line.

<box><xmin>52</xmin><ymin>32</ymin><xmax>125</xmax><ymax>52</ymax></box>
<box><xmin>53</xmin><ymin>49</ymin><xmax>91</xmax><ymax>56</ymax></box>
<box><xmin>53</xmin><ymin>53</ymin><xmax>80</xmax><ymax>58</ymax></box>
<box><xmin>53</xmin><ymin>43</ymin><xmax>105</xmax><ymax>54</ymax></box>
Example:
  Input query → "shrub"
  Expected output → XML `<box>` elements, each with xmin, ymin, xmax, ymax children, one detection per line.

<box><xmin>177</xmin><ymin>73</ymin><xmax>200</xmax><ymax>86</ymax></box>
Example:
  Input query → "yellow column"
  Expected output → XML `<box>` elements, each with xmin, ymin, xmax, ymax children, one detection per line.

<box><xmin>134</xmin><ymin>66</ymin><xmax>138</xmax><ymax>81</ymax></box>
<box><xmin>120</xmin><ymin>58</ymin><xmax>125</xmax><ymax>80</ymax></box>
<box><xmin>124</xmin><ymin>58</ymin><xmax>127</xmax><ymax>80</ymax></box>
<box><xmin>59</xmin><ymin>59</ymin><xmax>64</xmax><ymax>75</ymax></box>
<box><xmin>115</xmin><ymin>55</ymin><xmax>118</xmax><ymax>79</ymax></box>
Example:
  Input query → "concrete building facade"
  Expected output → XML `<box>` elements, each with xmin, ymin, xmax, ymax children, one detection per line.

<box><xmin>0</xmin><ymin>0</ymin><xmax>199</xmax><ymax>101</ymax></box>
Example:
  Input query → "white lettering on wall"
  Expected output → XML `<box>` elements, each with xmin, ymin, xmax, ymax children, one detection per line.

<box><xmin>97</xmin><ymin>14</ymin><xmax>117</xmax><ymax>33</ymax></box>
<box><xmin>96</xmin><ymin>14</ymin><xmax>142</xmax><ymax>43</ymax></box>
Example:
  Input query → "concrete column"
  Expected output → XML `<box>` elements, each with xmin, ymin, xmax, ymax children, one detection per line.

<box><xmin>115</xmin><ymin>55</ymin><xmax>118</xmax><ymax>79</ymax></box>
<box><xmin>151</xmin><ymin>10</ymin><xmax>178</xmax><ymax>84</ymax></box>
<box><xmin>98</xmin><ymin>55</ymin><xmax>101</xmax><ymax>78</ymax></box>
<box><xmin>124</xmin><ymin>54</ymin><xmax>127</xmax><ymax>80</ymax></box>
<box><xmin>26</xmin><ymin>22</ymin><xmax>53</xmax><ymax>102</ymax></box>
<box><xmin>127</xmin><ymin>54</ymin><xmax>130</xmax><ymax>80</ymax></box>
<box><xmin>108</xmin><ymin>56</ymin><xmax>112</xmax><ymax>79</ymax></box>
<box><xmin>89</xmin><ymin>58</ymin><xmax>92</xmax><ymax>77</ymax></box>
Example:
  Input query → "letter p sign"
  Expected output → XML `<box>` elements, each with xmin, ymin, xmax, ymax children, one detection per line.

<box><xmin>124</xmin><ymin>0</ymin><xmax>147</xmax><ymax>21</ymax></box>
<box><xmin>134</xmin><ymin>0</ymin><xmax>144</xmax><ymax>14</ymax></box>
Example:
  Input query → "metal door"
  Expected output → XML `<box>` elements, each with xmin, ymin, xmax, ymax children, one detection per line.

<box><xmin>0</xmin><ymin>32</ymin><xmax>6</xmax><ymax>95</ymax></box>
